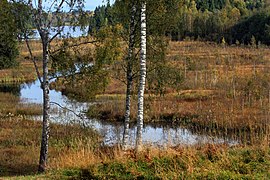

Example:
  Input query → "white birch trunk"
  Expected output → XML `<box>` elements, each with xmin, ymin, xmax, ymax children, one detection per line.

<box><xmin>24</xmin><ymin>0</ymin><xmax>82</xmax><ymax>173</ymax></box>
<box><xmin>38</xmin><ymin>32</ymin><xmax>50</xmax><ymax>172</ymax></box>
<box><xmin>122</xmin><ymin>3</ymin><xmax>136</xmax><ymax>150</ymax></box>
<box><xmin>136</xmin><ymin>2</ymin><xmax>146</xmax><ymax>152</ymax></box>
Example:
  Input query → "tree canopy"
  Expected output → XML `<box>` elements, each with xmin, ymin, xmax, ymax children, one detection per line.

<box><xmin>88</xmin><ymin>0</ymin><xmax>270</xmax><ymax>44</ymax></box>
<box><xmin>0</xmin><ymin>0</ymin><xmax>18</xmax><ymax>69</ymax></box>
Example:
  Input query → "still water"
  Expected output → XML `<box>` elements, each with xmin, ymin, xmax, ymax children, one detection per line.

<box><xmin>0</xmin><ymin>26</ymin><xmax>238</xmax><ymax>147</ymax></box>
<box><xmin>31</xmin><ymin>26</ymin><xmax>88</xmax><ymax>39</ymax></box>
<box><xmin>19</xmin><ymin>79</ymin><xmax>238</xmax><ymax>147</ymax></box>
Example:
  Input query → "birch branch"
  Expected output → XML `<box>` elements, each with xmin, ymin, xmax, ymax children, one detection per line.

<box><xmin>50</xmin><ymin>40</ymin><xmax>98</xmax><ymax>54</ymax></box>
<box><xmin>24</xmin><ymin>36</ymin><xmax>43</xmax><ymax>85</ymax></box>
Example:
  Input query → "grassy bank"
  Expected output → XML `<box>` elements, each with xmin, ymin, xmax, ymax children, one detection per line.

<box><xmin>0</xmin><ymin>117</ymin><xmax>100</xmax><ymax>177</ymax></box>
<box><xmin>0</xmin><ymin>117</ymin><xmax>269</xmax><ymax>179</ymax></box>
<box><xmin>58</xmin><ymin>145</ymin><xmax>270</xmax><ymax>179</ymax></box>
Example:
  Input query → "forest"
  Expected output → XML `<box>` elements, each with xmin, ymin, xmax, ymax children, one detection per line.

<box><xmin>90</xmin><ymin>0</ymin><xmax>270</xmax><ymax>44</ymax></box>
<box><xmin>0</xmin><ymin>0</ymin><xmax>270</xmax><ymax>179</ymax></box>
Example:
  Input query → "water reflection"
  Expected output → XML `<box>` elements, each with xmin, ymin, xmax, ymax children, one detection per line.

<box><xmin>30</xmin><ymin>26</ymin><xmax>87</xmax><ymax>39</ymax></box>
<box><xmin>20</xmin><ymin>79</ymin><xmax>238</xmax><ymax>147</ymax></box>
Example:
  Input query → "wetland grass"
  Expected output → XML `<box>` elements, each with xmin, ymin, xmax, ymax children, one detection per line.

<box><xmin>84</xmin><ymin>41</ymin><xmax>270</xmax><ymax>145</ymax></box>
<box><xmin>0</xmin><ymin>92</ymin><xmax>42</xmax><ymax>116</ymax></box>
<box><xmin>1</xmin><ymin>40</ymin><xmax>270</xmax><ymax>179</ymax></box>
<box><xmin>0</xmin><ymin>117</ymin><xmax>100</xmax><ymax>177</ymax></box>
<box><xmin>0</xmin><ymin>113</ymin><xmax>268</xmax><ymax>179</ymax></box>
<box><xmin>4</xmin><ymin>141</ymin><xmax>270</xmax><ymax>179</ymax></box>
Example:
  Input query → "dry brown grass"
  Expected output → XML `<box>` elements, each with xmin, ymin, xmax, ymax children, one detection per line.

<box><xmin>0</xmin><ymin>40</ymin><xmax>43</xmax><ymax>83</ymax></box>
<box><xmin>0</xmin><ymin>60</ymin><xmax>39</xmax><ymax>83</ymax></box>
<box><xmin>0</xmin><ymin>117</ymin><xmax>100</xmax><ymax>177</ymax></box>
<box><xmin>0</xmin><ymin>36</ymin><xmax>96</xmax><ymax>84</ymax></box>
<box><xmin>0</xmin><ymin>92</ymin><xmax>42</xmax><ymax>116</ymax></box>
<box><xmin>0</xmin><ymin>116</ymin><xmax>269</xmax><ymax>178</ymax></box>
<box><xmin>50</xmin><ymin>148</ymin><xmax>98</xmax><ymax>170</ymax></box>
<box><xmin>0</xmin><ymin>117</ymin><xmax>41</xmax><ymax>176</ymax></box>
<box><xmin>86</xmin><ymin>41</ymin><xmax>270</xmax><ymax>145</ymax></box>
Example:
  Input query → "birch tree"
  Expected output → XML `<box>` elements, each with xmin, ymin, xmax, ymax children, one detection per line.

<box><xmin>122</xmin><ymin>0</ymin><xmax>137</xmax><ymax>150</ymax></box>
<box><xmin>111</xmin><ymin>0</ymin><xmax>179</xmax><ymax>150</ymax></box>
<box><xmin>92</xmin><ymin>0</ymin><xmax>179</xmax><ymax>150</ymax></box>
<box><xmin>136</xmin><ymin>1</ymin><xmax>146</xmax><ymax>152</ymax></box>
<box><xmin>12</xmin><ymin>0</ymin><xmax>86</xmax><ymax>172</ymax></box>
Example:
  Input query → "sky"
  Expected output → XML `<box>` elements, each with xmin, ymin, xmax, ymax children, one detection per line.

<box><xmin>84</xmin><ymin>0</ymin><xmax>114</xmax><ymax>11</ymax></box>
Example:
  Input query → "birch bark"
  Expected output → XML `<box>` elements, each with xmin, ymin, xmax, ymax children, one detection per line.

<box><xmin>34</xmin><ymin>0</ymin><xmax>51</xmax><ymax>172</ymax></box>
<box><xmin>17</xmin><ymin>0</ymin><xmax>85</xmax><ymax>172</ymax></box>
<box><xmin>122</xmin><ymin>2</ymin><xmax>137</xmax><ymax>150</ymax></box>
<box><xmin>136</xmin><ymin>1</ymin><xmax>146</xmax><ymax>152</ymax></box>
<box><xmin>38</xmin><ymin>34</ymin><xmax>50</xmax><ymax>172</ymax></box>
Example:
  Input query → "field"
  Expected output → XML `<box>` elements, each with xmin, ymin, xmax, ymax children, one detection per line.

<box><xmin>0</xmin><ymin>40</ymin><xmax>270</xmax><ymax>178</ymax></box>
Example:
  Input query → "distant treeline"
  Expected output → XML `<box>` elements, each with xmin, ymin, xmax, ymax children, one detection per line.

<box><xmin>89</xmin><ymin>0</ymin><xmax>270</xmax><ymax>45</ymax></box>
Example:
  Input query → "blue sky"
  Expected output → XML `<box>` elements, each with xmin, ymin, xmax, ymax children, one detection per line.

<box><xmin>84</xmin><ymin>0</ymin><xmax>114</xmax><ymax>11</ymax></box>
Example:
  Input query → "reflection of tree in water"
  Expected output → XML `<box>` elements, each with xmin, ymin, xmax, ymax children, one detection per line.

<box><xmin>0</xmin><ymin>83</ymin><xmax>21</xmax><ymax>96</ymax></box>
<box><xmin>21</xmin><ymin>79</ymin><xmax>240</xmax><ymax>147</ymax></box>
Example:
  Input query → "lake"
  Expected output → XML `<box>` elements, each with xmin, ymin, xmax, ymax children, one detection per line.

<box><xmin>31</xmin><ymin>26</ymin><xmax>88</xmax><ymax>39</ymax></box>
